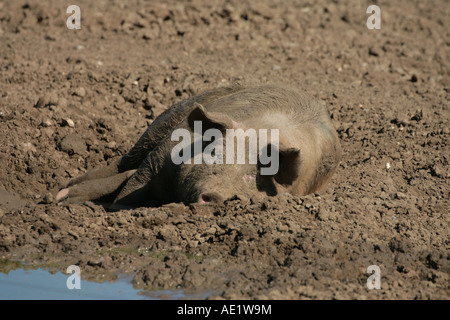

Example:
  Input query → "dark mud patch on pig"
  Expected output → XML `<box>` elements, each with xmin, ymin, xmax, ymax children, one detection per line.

<box><xmin>0</xmin><ymin>0</ymin><xmax>448</xmax><ymax>299</ymax></box>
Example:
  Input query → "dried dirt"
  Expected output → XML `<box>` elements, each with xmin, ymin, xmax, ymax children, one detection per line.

<box><xmin>0</xmin><ymin>0</ymin><xmax>448</xmax><ymax>299</ymax></box>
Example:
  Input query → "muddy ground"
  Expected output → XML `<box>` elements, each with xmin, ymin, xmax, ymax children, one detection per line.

<box><xmin>0</xmin><ymin>0</ymin><xmax>448</xmax><ymax>299</ymax></box>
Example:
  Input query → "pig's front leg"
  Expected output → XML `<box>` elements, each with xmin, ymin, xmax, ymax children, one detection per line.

<box><xmin>65</xmin><ymin>157</ymin><xmax>121</xmax><ymax>187</ymax></box>
<box><xmin>55</xmin><ymin>167</ymin><xmax>136</xmax><ymax>204</ymax></box>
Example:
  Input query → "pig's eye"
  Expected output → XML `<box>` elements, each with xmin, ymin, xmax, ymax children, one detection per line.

<box><xmin>243</xmin><ymin>174</ymin><xmax>256</xmax><ymax>181</ymax></box>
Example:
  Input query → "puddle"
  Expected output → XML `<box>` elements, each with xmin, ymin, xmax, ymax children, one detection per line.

<box><xmin>0</xmin><ymin>268</ymin><xmax>214</xmax><ymax>300</ymax></box>
<box><xmin>0</xmin><ymin>268</ymin><xmax>150</xmax><ymax>300</ymax></box>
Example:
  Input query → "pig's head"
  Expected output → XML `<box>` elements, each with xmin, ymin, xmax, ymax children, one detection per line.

<box><xmin>165</xmin><ymin>104</ymin><xmax>302</xmax><ymax>204</ymax></box>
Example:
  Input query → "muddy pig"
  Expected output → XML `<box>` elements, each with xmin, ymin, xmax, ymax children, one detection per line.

<box><xmin>56</xmin><ymin>83</ymin><xmax>341</xmax><ymax>207</ymax></box>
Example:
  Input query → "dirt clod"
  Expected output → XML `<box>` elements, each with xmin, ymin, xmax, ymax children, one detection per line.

<box><xmin>58</xmin><ymin>134</ymin><xmax>86</xmax><ymax>155</ymax></box>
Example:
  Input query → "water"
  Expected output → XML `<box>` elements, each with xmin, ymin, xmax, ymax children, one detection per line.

<box><xmin>0</xmin><ymin>268</ymin><xmax>212</xmax><ymax>300</ymax></box>
<box><xmin>0</xmin><ymin>268</ymin><xmax>149</xmax><ymax>300</ymax></box>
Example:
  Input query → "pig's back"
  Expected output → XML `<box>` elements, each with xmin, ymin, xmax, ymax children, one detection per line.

<box><xmin>203</xmin><ymin>84</ymin><xmax>330</xmax><ymax>126</ymax></box>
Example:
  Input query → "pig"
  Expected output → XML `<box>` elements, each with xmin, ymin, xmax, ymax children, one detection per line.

<box><xmin>56</xmin><ymin>83</ymin><xmax>341</xmax><ymax>207</ymax></box>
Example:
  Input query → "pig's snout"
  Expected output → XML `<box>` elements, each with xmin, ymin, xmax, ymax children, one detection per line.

<box><xmin>198</xmin><ymin>191</ymin><xmax>224</xmax><ymax>204</ymax></box>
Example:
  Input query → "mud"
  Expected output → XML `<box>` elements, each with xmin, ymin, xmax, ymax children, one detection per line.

<box><xmin>0</xmin><ymin>0</ymin><xmax>448</xmax><ymax>299</ymax></box>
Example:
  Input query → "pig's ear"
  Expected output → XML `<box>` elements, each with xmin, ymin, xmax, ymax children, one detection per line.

<box><xmin>187</xmin><ymin>104</ymin><xmax>238</xmax><ymax>132</ymax></box>
<box><xmin>274</xmin><ymin>147</ymin><xmax>301</xmax><ymax>186</ymax></box>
